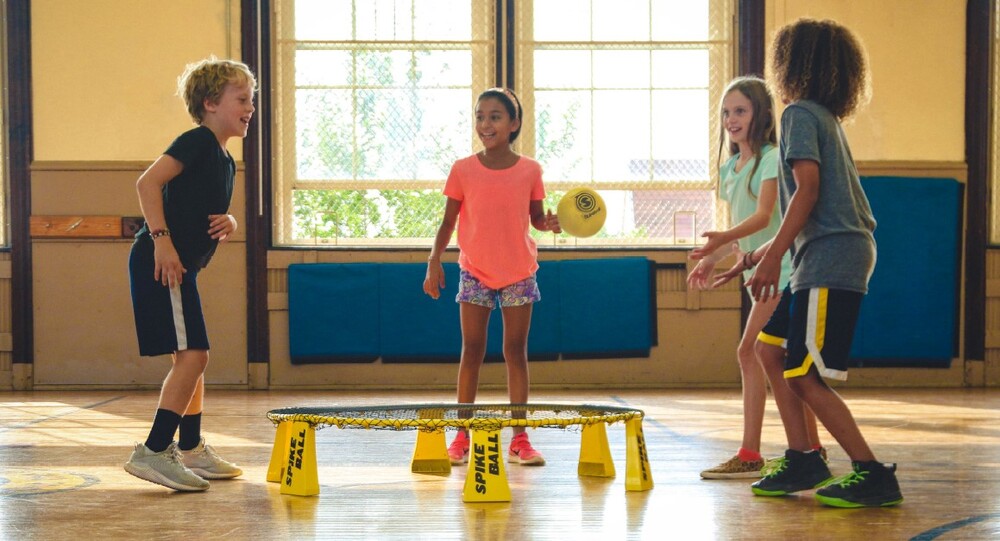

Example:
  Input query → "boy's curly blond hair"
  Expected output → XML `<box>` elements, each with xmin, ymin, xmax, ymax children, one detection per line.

<box><xmin>177</xmin><ymin>57</ymin><xmax>257</xmax><ymax>124</ymax></box>
<box><xmin>769</xmin><ymin>19</ymin><xmax>870</xmax><ymax>120</ymax></box>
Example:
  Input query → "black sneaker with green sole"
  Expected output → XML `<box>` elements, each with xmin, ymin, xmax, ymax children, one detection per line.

<box><xmin>751</xmin><ymin>449</ymin><xmax>833</xmax><ymax>496</ymax></box>
<box><xmin>815</xmin><ymin>461</ymin><xmax>903</xmax><ymax>508</ymax></box>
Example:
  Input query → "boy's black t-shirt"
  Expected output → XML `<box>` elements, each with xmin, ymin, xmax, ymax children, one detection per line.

<box><xmin>137</xmin><ymin>125</ymin><xmax>235</xmax><ymax>269</ymax></box>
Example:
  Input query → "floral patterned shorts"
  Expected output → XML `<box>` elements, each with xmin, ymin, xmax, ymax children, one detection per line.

<box><xmin>456</xmin><ymin>269</ymin><xmax>541</xmax><ymax>309</ymax></box>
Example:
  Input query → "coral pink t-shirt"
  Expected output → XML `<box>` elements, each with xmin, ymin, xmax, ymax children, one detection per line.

<box><xmin>443</xmin><ymin>154</ymin><xmax>546</xmax><ymax>289</ymax></box>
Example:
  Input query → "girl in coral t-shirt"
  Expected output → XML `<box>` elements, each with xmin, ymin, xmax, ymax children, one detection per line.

<box><xmin>424</xmin><ymin>87</ymin><xmax>560</xmax><ymax>467</ymax></box>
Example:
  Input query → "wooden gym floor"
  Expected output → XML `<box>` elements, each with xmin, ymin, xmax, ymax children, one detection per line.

<box><xmin>1</xmin><ymin>387</ymin><xmax>998</xmax><ymax>540</ymax></box>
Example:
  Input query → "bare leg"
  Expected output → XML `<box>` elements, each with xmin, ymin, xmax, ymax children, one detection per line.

<box><xmin>755</xmin><ymin>340</ymin><xmax>812</xmax><ymax>451</ymax></box>
<box><xmin>739</xmin><ymin>295</ymin><xmax>780</xmax><ymax>453</ymax></box>
<box><xmin>185</xmin><ymin>375</ymin><xmax>205</xmax><ymax>415</ymax></box>
<box><xmin>456</xmin><ymin>303</ymin><xmax>491</xmax><ymax>433</ymax></box>
<box><xmin>787</xmin><ymin>372</ymin><xmax>876</xmax><ymax>461</ymax></box>
<box><xmin>500</xmin><ymin>303</ymin><xmax>532</xmax><ymax>436</ymax></box>
<box><xmin>805</xmin><ymin>406</ymin><xmax>822</xmax><ymax>449</ymax></box>
<box><xmin>157</xmin><ymin>349</ymin><xmax>209</xmax><ymax>414</ymax></box>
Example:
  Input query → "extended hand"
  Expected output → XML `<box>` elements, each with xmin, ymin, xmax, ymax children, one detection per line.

<box><xmin>711</xmin><ymin>252</ymin><xmax>746</xmax><ymax>289</ymax></box>
<box><xmin>687</xmin><ymin>259</ymin><xmax>716</xmax><ymax>290</ymax></box>
<box><xmin>689</xmin><ymin>231</ymin><xmax>729</xmax><ymax>261</ymax></box>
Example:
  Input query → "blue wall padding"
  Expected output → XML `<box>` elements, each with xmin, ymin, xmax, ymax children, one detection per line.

<box><xmin>558</xmin><ymin>257</ymin><xmax>654</xmax><ymax>358</ymax></box>
<box><xmin>288</xmin><ymin>263</ymin><xmax>380</xmax><ymax>364</ymax></box>
<box><xmin>381</xmin><ymin>261</ymin><xmax>562</xmax><ymax>363</ymax></box>
<box><xmin>523</xmin><ymin>261</ymin><xmax>562</xmax><ymax>360</ymax></box>
<box><xmin>849</xmin><ymin>177</ymin><xmax>961</xmax><ymax>367</ymax></box>
<box><xmin>287</xmin><ymin>258</ymin><xmax>653</xmax><ymax>363</ymax></box>
<box><xmin>378</xmin><ymin>263</ymin><xmax>464</xmax><ymax>362</ymax></box>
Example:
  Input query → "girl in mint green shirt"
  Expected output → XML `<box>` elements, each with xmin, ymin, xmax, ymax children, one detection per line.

<box><xmin>688</xmin><ymin>76</ymin><xmax>822</xmax><ymax>480</ymax></box>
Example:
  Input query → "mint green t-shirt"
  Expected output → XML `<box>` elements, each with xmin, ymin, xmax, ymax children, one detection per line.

<box><xmin>719</xmin><ymin>144</ymin><xmax>793</xmax><ymax>286</ymax></box>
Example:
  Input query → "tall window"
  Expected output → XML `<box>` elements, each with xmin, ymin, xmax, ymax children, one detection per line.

<box><xmin>271</xmin><ymin>0</ymin><xmax>733</xmax><ymax>247</ymax></box>
<box><xmin>516</xmin><ymin>0</ymin><xmax>731</xmax><ymax>246</ymax></box>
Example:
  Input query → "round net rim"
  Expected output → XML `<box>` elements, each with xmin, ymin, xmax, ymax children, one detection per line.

<box><xmin>265</xmin><ymin>403</ymin><xmax>644</xmax><ymax>431</ymax></box>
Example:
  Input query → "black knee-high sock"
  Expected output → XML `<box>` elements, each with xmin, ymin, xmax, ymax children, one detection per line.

<box><xmin>178</xmin><ymin>413</ymin><xmax>203</xmax><ymax>451</ymax></box>
<box><xmin>144</xmin><ymin>409</ymin><xmax>182</xmax><ymax>453</ymax></box>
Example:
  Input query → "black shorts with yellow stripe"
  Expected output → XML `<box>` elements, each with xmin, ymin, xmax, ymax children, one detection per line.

<box><xmin>758</xmin><ymin>286</ymin><xmax>863</xmax><ymax>381</ymax></box>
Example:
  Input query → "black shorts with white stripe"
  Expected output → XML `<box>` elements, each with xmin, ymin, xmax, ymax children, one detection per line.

<box><xmin>128</xmin><ymin>235</ymin><xmax>209</xmax><ymax>357</ymax></box>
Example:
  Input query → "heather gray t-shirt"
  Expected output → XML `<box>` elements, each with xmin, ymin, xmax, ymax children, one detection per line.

<box><xmin>778</xmin><ymin>100</ymin><xmax>877</xmax><ymax>293</ymax></box>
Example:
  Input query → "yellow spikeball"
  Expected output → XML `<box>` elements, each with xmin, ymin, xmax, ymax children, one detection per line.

<box><xmin>557</xmin><ymin>188</ymin><xmax>606</xmax><ymax>238</ymax></box>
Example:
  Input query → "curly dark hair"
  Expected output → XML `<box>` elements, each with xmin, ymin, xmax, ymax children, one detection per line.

<box><xmin>769</xmin><ymin>19</ymin><xmax>869</xmax><ymax>120</ymax></box>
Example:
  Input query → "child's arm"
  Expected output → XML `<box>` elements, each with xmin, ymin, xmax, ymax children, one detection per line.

<box><xmin>687</xmin><ymin>242</ymin><xmax>736</xmax><ymax>290</ymax></box>
<box><xmin>423</xmin><ymin>197</ymin><xmax>462</xmax><ymax>299</ymax></box>
<box><xmin>529</xmin><ymin>200</ymin><xmax>561</xmax><ymax>233</ymax></box>
<box><xmin>689</xmin><ymin>177</ymin><xmax>779</xmax><ymax>260</ymax></box>
<box><xmin>747</xmin><ymin>160</ymin><xmax>820</xmax><ymax>300</ymax></box>
<box><xmin>711</xmin><ymin>239</ymin><xmax>772</xmax><ymax>288</ymax></box>
<box><xmin>136</xmin><ymin>155</ymin><xmax>186</xmax><ymax>287</ymax></box>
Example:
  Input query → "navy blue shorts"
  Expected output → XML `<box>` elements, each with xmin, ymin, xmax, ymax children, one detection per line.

<box><xmin>759</xmin><ymin>286</ymin><xmax>862</xmax><ymax>381</ymax></box>
<box><xmin>129</xmin><ymin>237</ymin><xmax>209</xmax><ymax>356</ymax></box>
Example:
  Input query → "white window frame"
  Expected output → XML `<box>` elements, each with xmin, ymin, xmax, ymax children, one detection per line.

<box><xmin>270</xmin><ymin>0</ymin><xmax>735</xmax><ymax>248</ymax></box>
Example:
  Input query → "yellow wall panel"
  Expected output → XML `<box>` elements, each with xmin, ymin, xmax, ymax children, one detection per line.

<box><xmin>768</xmin><ymin>0</ymin><xmax>964</xmax><ymax>161</ymax></box>
<box><xmin>32</xmin><ymin>0</ymin><xmax>244</xmax><ymax>161</ymax></box>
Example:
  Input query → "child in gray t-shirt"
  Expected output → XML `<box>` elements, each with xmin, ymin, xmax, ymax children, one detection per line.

<box><xmin>714</xmin><ymin>19</ymin><xmax>903</xmax><ymax>509</ymax></box>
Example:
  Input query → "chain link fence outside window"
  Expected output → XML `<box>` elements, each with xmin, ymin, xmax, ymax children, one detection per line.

<box><xmin>272</xmin><ymin>0</ymin><xmax>732</xmax><ymax>248</ymax></box>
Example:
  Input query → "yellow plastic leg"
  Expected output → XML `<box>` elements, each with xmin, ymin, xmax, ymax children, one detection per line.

<box><xmin>279</xmin><ymin>421</ymin><xmax>320</xmax><ymax>496</ymax></box>
<box><xmin>578</xmin><ymin>422</ymin><xmax>616</xmax><ymax>478</ymax></box>
<box><xmin>267</xmin><ymin>421</ymin><xmax>291</xmax><ymax>483</ymax></box>
<box><xmin>411</xmin><ymin>428</ymin><xmax>451</xmax><ymax>475</ymax></box>
<box><xmin>462</xmin><ymin>429</ymin><xmax>511</xmax><ymax>503</ymax></box>
<box><xmin>624</xmin><ymin>418</ymin><xmax>654</xmax><ymax>491</ymax></box>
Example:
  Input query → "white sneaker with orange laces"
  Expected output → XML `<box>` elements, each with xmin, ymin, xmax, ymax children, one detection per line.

<box><xmin>508</xmin><ymin>432</ymin><xmax>545</xmax><ymax>466</ymax></box>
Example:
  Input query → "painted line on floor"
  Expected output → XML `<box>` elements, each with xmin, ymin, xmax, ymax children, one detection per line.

<box><xmin>0</xmin><ymin>396</ymin><xmax>127</xmax><ymax>434</ymax></box>
<box><xmin>910</xmin><ymin>514</ymin><xmax>1000</xmax><ymax>540</ymax></box>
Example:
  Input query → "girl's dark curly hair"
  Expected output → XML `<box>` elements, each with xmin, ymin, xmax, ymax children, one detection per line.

<box><xmin>769</xmin><ymin>19</ymin><xmax>870</xmax><ymax>120</ymax></box>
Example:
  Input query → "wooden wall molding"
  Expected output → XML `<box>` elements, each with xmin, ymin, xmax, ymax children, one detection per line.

<box><xmin>29</xmin><ymin>216</ymin><xmax>123</xmax><ymax>238</ymax></box>
<box><xmin>856</xmin><ymin>161</ymin><xmax>968</xmax><ymax>181</ymax></box>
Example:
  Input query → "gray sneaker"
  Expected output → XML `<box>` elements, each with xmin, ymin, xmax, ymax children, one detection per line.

<box><xmin>124</xmin><ymin>442</ymin><xmax>210</xmax><ymax>491</ymax></box>
<box><xmin>180</xmin><ymin>437</ymin><xmax>243</xmax><ymax>479</ymax></box>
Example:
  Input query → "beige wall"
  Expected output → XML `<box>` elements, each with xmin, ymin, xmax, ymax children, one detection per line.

<box><xmin>7</xmin><ymin>0</ymin><xmax>977</xmax><ymax>390</ymax></box>
<box><xmin>29</xmin><ymin>165</ymin><xmax>248</xmax><ymax>387</ymax></box>
<box><xmin>767</xmin><ymin>0</ymin><xmax>965</xmax><ymax>162</ymax></box>
<box><xmin>32</xmin><ymin>0</ymin><xmax>244</xmax><ymax>161</ymax></box>
<box><xmin>23</xmin><ymin>0</ymin><xmax>247</xmax><ymax>389</ymax></box>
